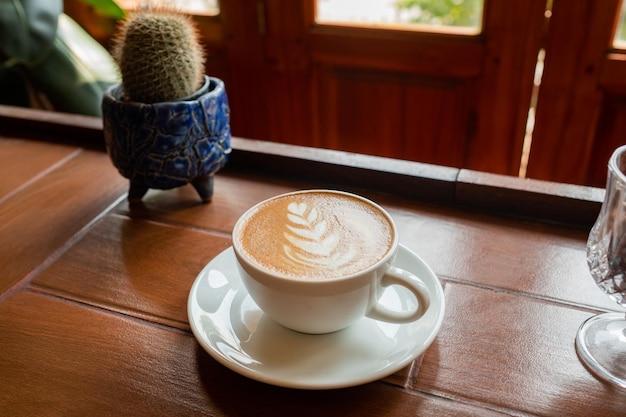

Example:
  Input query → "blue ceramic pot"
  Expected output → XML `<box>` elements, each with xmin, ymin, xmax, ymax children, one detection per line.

<box><xmin>101</xmin><ymin>76</ymin><xmax>231</xmax><ymax>202</ymax></box>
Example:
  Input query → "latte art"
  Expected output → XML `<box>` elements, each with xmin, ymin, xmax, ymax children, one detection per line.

<box><xmin>235</xmin><ymin>191</ymin><xmax>394</xmax><ymax>279</ymax></box>
<box><xmin>283</xmin><ymin>202</ymin><xmax>357</xmax><ymax>272</ymax></box>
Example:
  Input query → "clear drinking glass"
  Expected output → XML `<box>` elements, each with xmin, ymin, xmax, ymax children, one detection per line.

<box><xmin>576</xmin><ymin>145</ymin><xmax>626</xmax><ymax>388</ymax></box>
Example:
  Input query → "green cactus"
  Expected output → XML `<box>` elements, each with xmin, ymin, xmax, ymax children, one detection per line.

<box><xmin>112</xmin><ymin>10</ymin><xmax>205</xmax><ymax>103</ymax></box>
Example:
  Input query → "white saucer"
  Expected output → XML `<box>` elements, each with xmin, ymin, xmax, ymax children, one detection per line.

<box><xmin>187</xmin><ymin>244</ymin><xmax>445</xmax><ymax>390</ymax></box>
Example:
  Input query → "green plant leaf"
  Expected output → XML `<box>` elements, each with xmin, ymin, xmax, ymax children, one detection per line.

<box><xmin>79</xmin><ymin>0</ymin><xmax>126</xmax><ymax>19</ymax></box>
<box><xmin>28</xmin><ymin>14</ymin><xmax>120</xmax><ymax>116</ymax></box>
<box><xmin>0</xmin><ymin>0</ymin><xmax>61</xmax><ymax>64</ymax></box>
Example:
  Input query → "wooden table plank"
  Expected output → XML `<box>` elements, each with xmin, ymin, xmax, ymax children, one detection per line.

<box><xmin>0</xmin><ymin>149</ymin><xmax>127</xmax><ymax>296</ymax></box>
<box><xmin>0</xmin><ymin>291</ymin><xmax>509</xmax><ymax>417</ymax></box>
<box><xmin>32</xmin><ymin>214</ymin><xmax>232</xmax><ymax>329</ymax></box>
<box><xmin>413</xmin><ymin>284</ymin><xmax>626</xmax><ymax>416</ymax></box>
<box><xmin>385</xmin><ymin>201</ymin><xmax>617</xmax><ymax>312</ymax></box>
<box><xmin>0</xmin><ymin>137</ymin><xmax>79</xmax><ymax>202</ymax></box>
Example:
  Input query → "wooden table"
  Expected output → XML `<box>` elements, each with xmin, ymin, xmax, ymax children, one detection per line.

<box><xmin>1</xmin><ymin>105</ymin><xmax>624</xmax><ymax>416</ymax></box>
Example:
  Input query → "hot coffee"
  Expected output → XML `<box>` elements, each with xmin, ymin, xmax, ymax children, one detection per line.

<box><xmin>234</xmin><ymin>190</ymin><xmax>394</xmax><ymax>279</ymax></box>
<box><xmin>232</xmin><ymin>189</ymin><xmax>430</xmax><ymax>334</ymax></box>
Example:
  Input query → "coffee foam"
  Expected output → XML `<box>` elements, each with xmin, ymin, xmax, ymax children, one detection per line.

<box><xmin>236</xmin><ymin>192</ymin><xmax>394</xmax><ymax>279</ymax></box>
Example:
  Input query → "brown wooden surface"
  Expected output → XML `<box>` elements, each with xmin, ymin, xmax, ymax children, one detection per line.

<box><xmin>527</xmin><ymin>0</ymin><xmax>624</xmax><ymax>187</ymax></box>
<box><xmin>1</xmin><ymin>110</ymin><xmax>625</xmax><ymax>416</ymax></box>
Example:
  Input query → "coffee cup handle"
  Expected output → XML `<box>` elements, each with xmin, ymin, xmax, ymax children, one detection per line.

<box><xmin>366</xmin><ymin>266</ymin><xmax>431</xmax><ymax>323</ymax></box>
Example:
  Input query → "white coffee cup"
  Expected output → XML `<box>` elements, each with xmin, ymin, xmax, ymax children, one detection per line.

<box><xmin>232</xmin><ymin>189</ymin><xmax>431</xmax><ymax>334</ymax></box>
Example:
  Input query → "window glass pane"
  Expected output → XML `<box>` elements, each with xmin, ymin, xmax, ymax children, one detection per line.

<box><xmin>615</xmin><ymin>0</ymin><xmax>626</xmax><ymax>46</ymax></box>
<box><xmin>117</xmin><ymin>0</ymin><xmax>219</xmax><ymax>15</ymax></box>
<box><xmin>316</xmin><ymin>0</ymin><xmax>483</xmax><ymax>33</ymax></box>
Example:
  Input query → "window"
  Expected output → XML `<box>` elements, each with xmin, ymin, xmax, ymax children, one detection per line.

<box><xmin>116</xmin><ymin>0</ymin><xmax>219</xmax><ymax>15</ymax></box>
<box><xmin>315</xmin><ymin>0</ymin><xmax>483</xmax><ymax>33</ymax></box>
<box><xmin>615</xmin><ymin>0</ymin><xmax>626</xmax><ymax>46</ymax></box>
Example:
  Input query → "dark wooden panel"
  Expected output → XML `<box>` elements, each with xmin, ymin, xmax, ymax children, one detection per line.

<box><xmin>585</xmin><ymin>95</ymin><xmax>626</xmax><ymax>187</ymax></box>
<box><xmin>218</xmin><ymin>1</ymin><xmax>272</xmax><ymax>142</ymax></box>
<box><xmin>464</xmin><ymin>0</ymin><xmax>546</xmax><ymax>176</ymax></box>
<box><xmin>316</xmin><ymin>68</ymin><xmax>470</xmax><ymax>167</ymax></box>
<box><xmin>598</xmin><ymin>54</ymin><xmax>626</xmax><ymax>94</ymax></box>
<box><xmin>403</xmin><ymin>78</ymin><xmax>471</xmax><ymax>167</ymax></box>
<box><xmin>317</xmin><ymin>68</ymin><xmax>403</xmax><ymax>156</ymax></box>
<box><xmin>309</xmin><ymin>25</ymin><xmax>484</xmax><ymax>77</ymax></box>
<box><xmin>527</xmin><ymin>0</ymin><xmax>622</xmax><ymax>185</ymax></box>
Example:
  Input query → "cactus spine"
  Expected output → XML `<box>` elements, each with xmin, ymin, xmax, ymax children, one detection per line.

<box><xmin>112</xmin><ymin>10</ymin><xmax>205</xmax><ymax>103</ymax></box>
